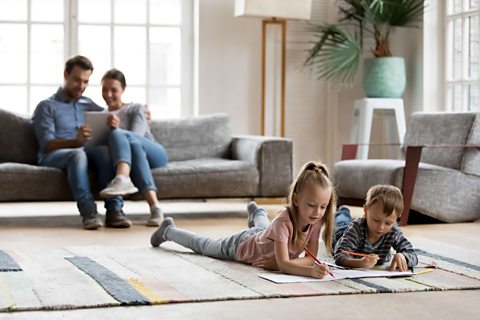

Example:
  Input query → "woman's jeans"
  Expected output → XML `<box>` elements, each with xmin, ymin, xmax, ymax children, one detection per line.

<box><xmin>107</xmin><ymin>129</ymin><xmax>168</xmax><ymax>193</ymax></box>
<box><xmin>39</xmin><ymin>146</ymin><xmax>123</xmax><ymax>216</ymax></box>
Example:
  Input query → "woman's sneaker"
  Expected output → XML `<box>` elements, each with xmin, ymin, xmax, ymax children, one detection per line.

<box><xmin>99</xmin><ymin>176</ymin><xmax>138</xmax><ymax>198</ymax></box>
<box><xmin>146</xmin><ymin>207</ymin><xmax>164</xmax><ymax>227</ymax></box>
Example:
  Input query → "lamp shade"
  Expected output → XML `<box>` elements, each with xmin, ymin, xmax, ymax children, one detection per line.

<box><xmin>234</xmin><ymin>0</ymin><xmax>312</xmax><ymax>20</ymax></box>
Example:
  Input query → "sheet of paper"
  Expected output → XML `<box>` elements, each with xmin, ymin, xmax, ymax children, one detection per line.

<box><xmin>259</xmin><ymin>269</ymin><xmax>414</xmax><ymax>283</ymax></box>
<box><xmin>334</xmin><ymin>269</ymin><xmax>413</xmax><ymax>278</ymax></box>
<box><xmin>84</xmin><ymin>112</ymin><xmax>110</xmax><ymax>147</ymax></box>
<box><xmin>258</xmin><ymin>272</ymin><xmax>346</xmax><ymax>283</ymax></box>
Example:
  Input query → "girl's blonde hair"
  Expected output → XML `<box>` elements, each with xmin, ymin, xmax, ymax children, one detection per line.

<box><xmin>286</xmin><ymin>161</ymin><xmax>337</xmax><ymax>255</ymax></box>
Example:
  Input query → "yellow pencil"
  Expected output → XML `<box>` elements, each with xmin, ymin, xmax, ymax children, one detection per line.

<box><xmin>415</xmin><ymin>269</ymin><xmax>434</xmax><ymax>275</ymax></box>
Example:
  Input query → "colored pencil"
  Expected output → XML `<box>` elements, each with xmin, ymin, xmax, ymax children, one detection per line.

<box><xmin>340</xmin><ymin>250</ymin><xmax>370</xmax><ymax>257</ymax></box>
<box><xmin>304</xmin><ymin>247</ymin><xmax>335</xmax><ymax>278</ymax></box>
<box><xmin>415</xmin><ymin>269</ymin><xmax>433</xmax><ymax>275</ymax></box>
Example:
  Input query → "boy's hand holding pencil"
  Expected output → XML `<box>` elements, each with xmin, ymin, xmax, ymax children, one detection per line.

<box><xmin>341</xmin><ymin>250</ymin><xmax>379</xmax><ymax>269</ymax></box>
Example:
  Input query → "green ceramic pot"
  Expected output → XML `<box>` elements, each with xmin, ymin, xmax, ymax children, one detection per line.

<box><xmin>363</xmin><ymin>57</ymin><xmax>406</xmax><ymax>98</ymax></box>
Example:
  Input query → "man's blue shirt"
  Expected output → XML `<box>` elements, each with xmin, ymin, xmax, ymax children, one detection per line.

<box><xmin>31</xmin><ymin>87</ymin><xmax>104</xmax><ymax>157</ymax></box>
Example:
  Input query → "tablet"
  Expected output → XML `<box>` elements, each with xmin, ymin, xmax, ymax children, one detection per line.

<box><xmin>84</xmin><ymin>112</ymin><xmax>110</xmax><ymax>147</ymax></box>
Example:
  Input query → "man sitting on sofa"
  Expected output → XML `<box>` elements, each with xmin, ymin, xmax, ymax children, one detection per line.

<box><xmin>31</xmin><ymin>55</ymin><xmax>135</xmax><ymax>230</ymax></box>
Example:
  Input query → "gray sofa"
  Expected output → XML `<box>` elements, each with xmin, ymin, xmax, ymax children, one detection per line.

<box><xmin>333</xmin><ymin>112</ymin><xmax>480</xmax><ymax>224</ymax></box>
<box><xmin>0</xmin><ymin>109</ymin><xmax>293</xmax><ymax>201</ymax></box>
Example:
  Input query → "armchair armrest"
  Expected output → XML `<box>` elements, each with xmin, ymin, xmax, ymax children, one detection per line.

<box><xmin>400</xmin><ymin>143</ymin><xmax>480</xmax><ymax>225</ymax></box>
<box><xmin>341</xmin><ymin>143</ymin><xmax>402</xmax><ymax>160</ymax></box>
<box><xmin>340</xmin><ymin>143</ymin><xmax>479</xmax><ymax>226</ymax></box>
<box><xmin>231</xmin><ymin>135</ymin><xmax>293</xmax><ymax>197</ymax></box>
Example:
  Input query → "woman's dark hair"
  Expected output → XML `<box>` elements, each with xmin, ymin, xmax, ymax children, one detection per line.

<box><xmin>101</xmin><ymin>68</ymin><xmax>127</xmax><ymax>90</ymax></box>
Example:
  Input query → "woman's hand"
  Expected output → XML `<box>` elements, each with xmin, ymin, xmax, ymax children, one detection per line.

<box><xmin>107</xmin><ymin>113</ymin><xmax>120</xmax><ymax>129</ymax></box>
<box><xmin>253</xmin><ymin>257</ymin><xmax>279</xmax><ymax>271</ymax></box>
<box><xmin>388</xmin><ymin>253</ymin><xmax>408</xmax><ymax>271</ymax></box>
<box><xmin>144</xmin><ymin>104</ymin><xmax>152</xmax><ymax>125</ymax></box>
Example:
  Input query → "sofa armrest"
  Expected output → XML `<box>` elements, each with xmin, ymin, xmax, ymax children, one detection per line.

<box><xmin>231</xmin><ymin>135</ymin><xmax>293</xmax><ymax>197</ymax></box>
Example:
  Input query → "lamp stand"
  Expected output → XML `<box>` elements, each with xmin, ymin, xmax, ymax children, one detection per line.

<box><xmin>261</xmin><ymin>18</ymin><xmax>286</xmax><ymax>137</ymax></box>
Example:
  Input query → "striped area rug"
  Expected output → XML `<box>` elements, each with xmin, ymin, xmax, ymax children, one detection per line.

<box><xmin>0</xmin><ymin>242</ymin><xmax>479</xmax><ymax>312</ymax></box>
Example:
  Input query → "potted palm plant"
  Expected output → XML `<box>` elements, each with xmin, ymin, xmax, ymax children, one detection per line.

<box><xmin>304</xmin><ymin>0</ymin><xmax>425</xmax><ymax>98</ymax></box>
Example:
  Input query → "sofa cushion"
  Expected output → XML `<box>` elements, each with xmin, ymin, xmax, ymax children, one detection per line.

<box><xmin>462</xmin><ymin>113</ymin><xmax>480</xmax><ymax>176</ymax></box>
<box><xmin>403</xmin><ymin>112</ymin><xmax>476</xmax><ymax>170</ymax></box>
<box><xmin>152</xmin><ymin>158</ymin><xmax>259</xmax><ymax>198</ymax></box>
<box><xmin>333</xmin><ymin>159</ymin><xmax>452</xmax><ymax>200</ymax></box>
<box><xmin>150</xmin><ymin>113</ymin><xmax>232</xmax><ymax>161</ymax></box>
<box><xmin>0</xmin><ymin>163</ymin><xmax>72</xmax><ymax>201</ymax></box>
<box><xmin>0</xmin><ymin>109</ymin><xmax>38</xmax><ymax>164</ymax></box>
<box><xmin>333</xmin><ymin>159</ymin><xmax>406</xmax><ymax>199</ymax></box>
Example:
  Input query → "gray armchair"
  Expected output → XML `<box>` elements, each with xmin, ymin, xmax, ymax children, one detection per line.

<box><xmin>333</xmin><ymin>112</ymin><xmax>480</xmax><ymax>225</ymax></box>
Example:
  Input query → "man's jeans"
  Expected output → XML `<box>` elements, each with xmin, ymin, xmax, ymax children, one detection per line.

<box><xmin>107</xmin><ymin>129</ymin><xmax>168</xmax><ymax>193</ymax></box>
<box><xmin>39</xmin><ymin>147</ymin><xmax>123</xmax><ymax>216</ymax></box>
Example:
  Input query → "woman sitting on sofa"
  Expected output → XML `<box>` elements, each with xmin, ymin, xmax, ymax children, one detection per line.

<box><xmin>99</xmin><ymin>68</ymin><xmax>168</xmax><ymax>227</ymax></box>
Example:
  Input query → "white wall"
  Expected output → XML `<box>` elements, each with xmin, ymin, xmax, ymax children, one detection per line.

<box><xmin>198</xmin><ymin>0</ymin><xmax>261</xmax><ymax>134</ymax></box>
<box><xmin>198</xmin><ymin>0</ymin><xmax>333</xmax><ymax>172</ymax></box>
<box><xmin>422</xmin><ymin>0</ymin><xmax>445</xmax><ymax>112</ymax></box>
<box><xmin>391</xmin><ymin>28</ymin><xmax>424</xmax><ymax>116</ymax></box>
<box><xmin>197</xmin><ymin>0</ymin><xmax>424</xmax><ymax>171</ymax></box>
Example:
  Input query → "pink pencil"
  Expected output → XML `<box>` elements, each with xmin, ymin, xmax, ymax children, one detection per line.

<box><xmin>304</xmin><ymin>247</ymin><xmax>335</xmax><ymax>278</ymax></box>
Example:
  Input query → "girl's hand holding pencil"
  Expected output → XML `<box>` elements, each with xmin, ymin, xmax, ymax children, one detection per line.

<box><xmin>310</xmin><ymin>264</ymin><xmax>332</xmax><ymax>279</ymax></box>
<box><xmin>304</xmin><ymin>247</ymin><xmax>335</xmax><ymax>279</ymax></box>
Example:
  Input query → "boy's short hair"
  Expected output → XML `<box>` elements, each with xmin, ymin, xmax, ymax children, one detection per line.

<box><xmin>365</xmin><ymin>185</ymin><xmax>404</xmax><ymax>217</ymax></box>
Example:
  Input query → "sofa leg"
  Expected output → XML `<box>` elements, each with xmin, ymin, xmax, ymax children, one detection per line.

<box><xmin>400</xmin><ymin>146</ymin><xmax>422</xmax><ymax>226</ymax></box>
<box><xmin>341</xmin><ymin>144</ymin><xmax>358</xmax><ymax>160</ymax></box>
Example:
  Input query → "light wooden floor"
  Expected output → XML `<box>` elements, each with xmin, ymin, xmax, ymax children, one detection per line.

<box><xmin>0</xmin><ymin>200</ymin><xmax>479</xmax><ymax>320</ymax></box>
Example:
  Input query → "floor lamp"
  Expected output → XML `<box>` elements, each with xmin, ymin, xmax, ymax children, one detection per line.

<box><xmin>235</xmin><ymin>0</ymin><xmax>312</xmax><ymax>137</ymax></box>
